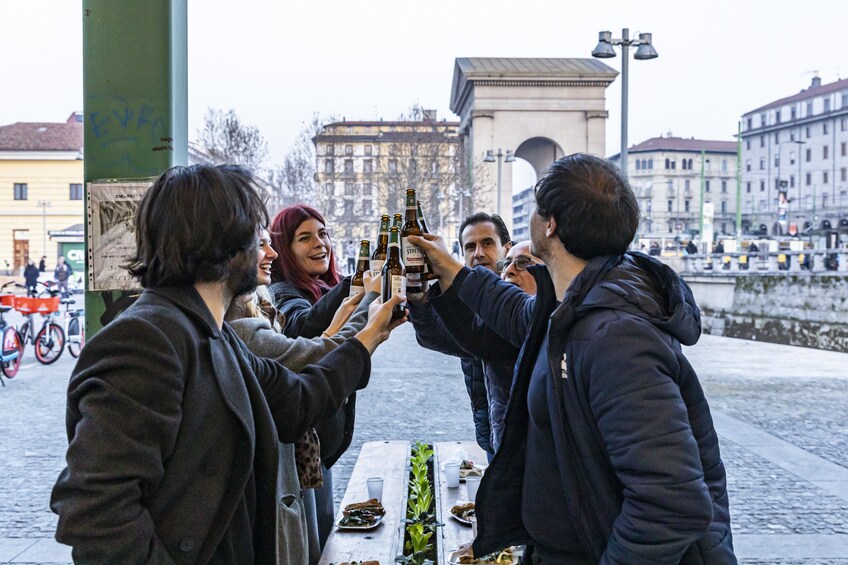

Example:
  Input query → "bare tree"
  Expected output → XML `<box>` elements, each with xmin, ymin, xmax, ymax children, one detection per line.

<box><xmin>196</xmin><ymin>108</ymin><xmax>268</xmax><ymax>171</ymax></box>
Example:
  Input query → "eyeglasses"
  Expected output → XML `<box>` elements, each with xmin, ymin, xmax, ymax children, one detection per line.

<box><xmin>496</xmin><ymin>257</ymin><xmax>538</xmax><ymax>272</ymax></box>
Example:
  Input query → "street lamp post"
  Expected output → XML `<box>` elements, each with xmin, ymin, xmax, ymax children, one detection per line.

<box><xmin>592</xmin><ymin>28</ymin><xmax>658</xmax><ymax>173</ymax></box>
<box><xmin>777</xmin><ymin>140</ymin><xmax>805</xmax><ymax>231</ymax></box>
<box><xmin>37</xmin><ymin>200</ymin><xmax>52</xmax><ymax>258</ymax></box>
<box><xmin>484</xmin><ymin>148</ymin><xmax>515</xmax><ymax>217</ymax></box>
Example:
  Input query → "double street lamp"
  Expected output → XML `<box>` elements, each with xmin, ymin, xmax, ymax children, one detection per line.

<box><xmin>37</xmin><ymin>200</ymin><xmax>52</xmax><ymax>257</ymax></box>
<box><xmin>592</xmin><ymin>28</ymin><xmax>658</xmax><ymax>172</ymax></box>
<box><xmin>484</xmin><ymin>148</ymin><xmax>515</xmax><ymax>217</ymax></box>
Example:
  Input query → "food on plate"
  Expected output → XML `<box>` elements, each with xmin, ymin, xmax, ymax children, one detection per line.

<box><xmin>337</xmin><ymin>498</ymin><xmax>386</xmax><ymax>527</ymax></box>
<box><xmin>331</xmin><ymin>561</ymin><xmax>380</xmax><ymax>565</ymax></box>
<box><xmin>459</xmin><ymin>459</ymin><xmax>484</xmax><ymax>479</ymax></box>
<box><xmin>450</xmin><ymin>501</ymin><xmax>476</xmax><ymax>522</ymax></box>
<box><xmin>451</xmin><ymin>543</ymin><xmax>514</xmax><ymax>564</ymax></box>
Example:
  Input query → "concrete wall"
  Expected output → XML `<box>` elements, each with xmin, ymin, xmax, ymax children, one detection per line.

<box><xmin>685</xmin><ymin>274</ymin><xmax>848</xmax><ymax>352</ymax></box>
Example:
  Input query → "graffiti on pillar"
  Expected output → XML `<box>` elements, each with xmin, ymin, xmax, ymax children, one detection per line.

<box><xmin>87</xmin><ymin>95</ymin><xmax>171</xmax><ymax>174</ymax></box>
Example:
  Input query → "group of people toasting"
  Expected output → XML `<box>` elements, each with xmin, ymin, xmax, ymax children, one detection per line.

<box><xmin>51</xmin><ymin>154</ymin><xmax>736</xmax><ymax>564</ymax></box>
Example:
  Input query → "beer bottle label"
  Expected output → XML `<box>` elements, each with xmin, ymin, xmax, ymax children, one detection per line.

<box><xmin>391</xmin><ymin>274</ymin><xmax>407</xmax><ymax>299</ymax></box>
<box><xmin>370</xmin><ymin>259</ymin><xmax>386</xmax><ymax>276</ymax></box>
<box><xmin>406</xmin><ymin>271</ymin><xmax>422</xmax><ymax>290</ymax></box>
<box><xmin>402</xmin><ymin>239</ymin><xmax>425</xmax><ymax>267</ymax></box>
<box><xmin>349</xmin><ymin>285</ymin><xmax>365</xmax><ymax>298</ymax></box>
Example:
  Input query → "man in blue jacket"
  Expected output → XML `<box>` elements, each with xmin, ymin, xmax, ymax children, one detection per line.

<box><xmin>410</xmin><ymin>153</ymin><xmax>736</xmax><ymax>564</ymax></box>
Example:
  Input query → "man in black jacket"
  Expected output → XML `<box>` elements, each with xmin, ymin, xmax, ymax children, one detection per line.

<box><xmin>411</xmin><ymin>154</ymin><xmax>736</xmax><ymax>564</ymax></box>
<box><xmin>50</xmin><ymin>164</ymin><xmax>405</xmax><ymax>563</ymax></box>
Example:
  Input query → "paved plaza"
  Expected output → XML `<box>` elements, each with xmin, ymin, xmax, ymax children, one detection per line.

<box><xmin>0</xmin><ymin>317</ymin><xmax>846</xmax><ymax>563</ymax></box>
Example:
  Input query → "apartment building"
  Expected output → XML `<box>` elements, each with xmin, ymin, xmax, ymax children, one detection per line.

<box><xmin>0</xmin><ymin>112</ymin><xmax>84</xmax><ymax>275</ymax></box>
<box><xmin>740</xmin><ymin>76</ymin><xmax>848</xmax><ymax>236</ymax></box>
<box><xmin>312</xmin><ymin>114</ymin><xmax>464</xmax><ymax>244</ymax></box>
<box><xmin>614</xmin><ymin>135</ymin><xmax>738</xmax><ymax>240</ymax></box>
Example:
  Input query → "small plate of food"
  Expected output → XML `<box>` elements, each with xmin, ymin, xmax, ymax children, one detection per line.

<box><xmin>447</xmin><ymin>544</ymin><xmax>517</xmax><ymax>564</ymax></box>
<box><xmin>449</xmin><ymin>500</ymin><xmax>476</xmax><ymax>526</ymax></box>
<box><xmin>335</xmin><ymin>499</ymin><xmax>386</xmax><ymax>530</ymax></box>
<box><xmin>459</xmin><ymin>459</ymin><xmax>486</xmax><ymax>481</ymax></box>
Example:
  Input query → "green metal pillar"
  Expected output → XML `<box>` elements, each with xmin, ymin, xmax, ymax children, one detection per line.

<box><xmin>83</xmin><ymin>1</ymin><xmax>187</xmax><ymax>335</ymax></box>
<box><xmin>736</xmin><ymin>121</ymin><xmax>742</xmax><ymax>242</ymax></box>
<box><xmin>699</xmin><ymin>149</ymin><xmax>706</xmax><ymax>240</ymax></box>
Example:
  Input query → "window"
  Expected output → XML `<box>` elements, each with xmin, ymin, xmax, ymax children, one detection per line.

<box><xmin>363</xmin><ymin>159</ymin><xmax>372</xmax><ymax>175</ymax></box>
<box><xmin>806</xmin><ymin>148</ymin><xmax>812</xmax><ymax>162</ymax></box>
<box><xmin>670</xmin><ymin>160</ymin><xmax>676</xmax><ymax>170</ymax></box>
<box><xmin>842</xmin><ymin>118</ymin><xmax>847</xmax><ymax>132</ymax></box>
<box><xmin>841</xmin><ymin>167</ymin><xmax>847</xmax><ymax>182</ymax></box>
<box><xmin>344</xmin><ymin>182</ymin><xmax>354</xmax><ymax>196</ymax></box>
<box><xmin>647</xmin><ymin>159</ymin><xmax>653</xmax><ymax>169</ymax></box>
<box><xmin>746</xmin><ymin>139</ymin><xmax>751</xmax><ymax>150</ymax></box>
<box><xmin>806</xmin><ymin>172</ymin><xmax>812</xmax><ymax>186</ymax></box>
<box><xmin>69</xmin><ymin>183</ymin><xmax>83</xmax><ymax>200</ymax></box>
<box><xmin>721</xmin><ymin>201</ymin><xmax>727</xmax><ymax>213</ymax></box>
<box><xmin>324</xmin><ymin>159</ymin><xmax>334</xmax><ymax>174</ymax></box>
<box><xmin>364</xmin><ymin>145</ymin><xmax>372</xmax><ymax>156</ymax></box>
<box><xmin>760</xmin><ymin>135</ymin><xmax>765</xmax><ymax>148</ymax></box>
<box><xmin>344</xmin><ymin>144</ymin><xmax>353</xmax><ymax>156</ymax></box>
<box><xmin>326</xmin><ymin>144</ymin><xmax>334</xmax><ymax>155</ymax></box>
<box><xmin>685</xmin><ymin>179</ymin><xmax>690</xmax><ymax>191</ymax></box>
<box><xmin>760</xmin><ymin>113</ymin><xmax>767</xmax><ymax>127</ymax></box>
<box><xmin>13</xmin><ymin>183</ymin><xmax>27</xmax><ymax>200</ymax></box>
<box><xmin>722</xmin><ymin>160</ymin><xmax>727</xmax><ymax>172</ymax></box>
<box><xmin>789</xmin><ymin>151</ymin><xmax>796</xmax><ymax>165</ymax></box>
<box><xmin>774</xmin><ymin>132</ymin><xmax>780</xmax><ymax>144</ymax></box>
<box><xmin>774</xmin><ymin>156</ymin><xmax>780</xmax><ymax>167</ymax></box>
<box><xmin>746</xmin><ymin>181</ymin><xmax>751</xmax><ymax>193</ymax></box>
<box><xmin>746</xmin><ymin>159</ymin><xmax>751</xmax><ymax>172</ymax></box>
<box><xmin>843</xmin><ymin>142</ymin><xmax>847</xmax><ymax>157</ymax></box>
<box><xmin>823</xmin><ymin>171</ymin><xmax>829</xmax><ymax>184</ymax></box>
<box><xmin>805</xmin><ymin>126</ymin><xmax>811</xmax><ymax>139</ymax></box>
<box><xmin>431</xmin><ymin>161</ymin><xmax>439</xmax><ymax>174</ymax></box>
<box><xmin>791</xmin><ymin>107</ymin><xmax>797</xmax><ymax>120</ymax></box>
<box><xmin>760</xmin><ymin>180</ymin><xmax>765</xmax><ymax>192</ymax></box>
<box><xmin>759</xmin><ymin>157</ymin><xmax>765</xmax><ymax>170</ymax></box>
<box><xmin>344</xmin><ymin>159</ymin><xmax>354</xmax><ymax>175</ymax></box>
<box><xmin>363</xmin><ymin>182</ymin><xmax>372</xmax><ymax>196</ymax></box>
<box><xmin>823</xmin><ymin>145</ymin><xmax>829</xmax><ymax>159</ymax></box>
<box><xmin>823</xmin><ymin>122</ymin><xmax>829</xmax><ymax>135</ymax></box>
<box><xmin>721</xmin><ymin>180</ymin><xmax>727</xmax><ymax>193</ymax></box>
<box><xmin>790</xmin><ymin>175</ymin><xmax>795</xmax><ymax>188</ymax></box>
<box><xmin>641</xmin><ymin>159</ymin><xmax>647</xmax><ymax>169</ymax></box>
<box><xmin>388</xmin><ymin>159</ymin><xmax>397</xmax><ymax>174</ymax></box>
<box><xmin>667</xmin><ymin>180</ymin><xmax>673</xmax><ymax>190</ymax></box>
<box><xmin>667</xmin><ymin>200</ymin><xmax>673</xmax><ymax>212</ymax></box>
<box><xmin>806</xmin><ymin>101</ymin><xmax>813</xmax><ymax>116</ymax></box>
<box><xmin>843</xmin><ymin>93</ymin><xmax>848</xmax><ymax>108</ymax></box>
<box><xmin>363</xmin><ymin>199</ymin><xmax>373</xmax><ymax>216</ymax></box>
<box><xmin>824</xmin><ymin>98</ymin><xmax>831</xmax><ymax>112</ymax></box>
<box><xmin>344</xmin><ymin>200</ymin><xmax>354</xmax><ymax>215</ymax></box>
<box><xmin>684</xmin><ymin>199</ymin><xmax>690</xmax><ymax>212</ymax></box>
<box><xmin>775</xmin><ymin>110</ymin><xmax>781</xmax><ymax>123</ymax></box>
<box><xmin>636</xmin><ymin>160</ymin><xmax>641</xmax><ymax>170</ymax></box>
<box><xmin>665</xmin><ymin>158</ymin><xmax>670</xmax><ymax>169</ymax></box>
<box><xmin>747</xmin><ymin>117</ymin><xmax>752</xmax><ymax>129</ymax></box>
<box><xmin>705</xmin><ymin>181</ymin><xmax>711</xmax><ymax>192</ymax></box>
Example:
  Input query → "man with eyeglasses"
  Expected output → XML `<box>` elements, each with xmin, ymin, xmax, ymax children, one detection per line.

<box><xmin>497</xmin><ymin>241</ymin><xmax>542</xmax><ymax>295</ymax></box>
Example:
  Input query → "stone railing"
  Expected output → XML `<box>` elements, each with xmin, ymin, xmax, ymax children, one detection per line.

<box><xmin>681</xmin><ymin>249</ymin><xmax>848</xmax><ymax>275</ymax></box>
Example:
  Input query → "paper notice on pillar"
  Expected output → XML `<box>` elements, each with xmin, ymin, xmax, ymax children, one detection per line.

<box><xmin>87</xmin><ymin>180</ymin><xmax>154</xmax><ymax>291</ymax></box>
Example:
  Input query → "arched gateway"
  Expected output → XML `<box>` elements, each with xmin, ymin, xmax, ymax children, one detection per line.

<box><xmin>449</xmin><ymin>58</ymin><xmax>617</xmax><ymax>228</ymax></box>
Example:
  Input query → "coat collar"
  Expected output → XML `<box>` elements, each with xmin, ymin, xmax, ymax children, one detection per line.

<box><xmin>146</xmin><ymin>285</ymin><xmax>221</xmax><ymax>339</ymax></box>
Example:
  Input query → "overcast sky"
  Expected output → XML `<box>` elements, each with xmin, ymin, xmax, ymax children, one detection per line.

<box><xmin>2</xmin><ymin>0</ymin><xmax>846</xmax><ymax>189</ymax></box>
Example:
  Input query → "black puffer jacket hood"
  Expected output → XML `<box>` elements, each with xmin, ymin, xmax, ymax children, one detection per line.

<box><xmin>572</xmin><ymin>252</ymin><xmax>702</xmax><ymax>347</ymax></box>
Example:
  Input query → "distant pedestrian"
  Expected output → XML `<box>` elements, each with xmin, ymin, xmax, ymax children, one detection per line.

<box><xmin>54</xmin><ymin>256</ymin><xmax>73</xmax><ymax>297</ymax></box>
<box><xmin>649</xmin><ymin>241</ymin><xmax>660</xmax><ymax>256</ymax></box>
<box><xmin>38</xmin><ymin>256</ymin><xmax>47</xmax><ymax>272</ymax></box>
<box><xmin>24</xmin><ymin>259</ymin><xmax>39</xmax><ymax>296</ymax></box>
<box><xmin>452</xmin><ymin>240</ymin><xmax>461</xmax><ymax>258</ymax></box>
<box><xmin>686</xmin><ymin>240</ymin><xmax>698</xmax><ymax>255</ymax></box>
<box><xmin>344</xmin><ymin>240</ymin><xmax>356</xmax><ymax>274</ymax></box>
<box><xmin>714</xmin><ymin>241</ymin><xmax>725</xmax><ymax>254</ymax></box>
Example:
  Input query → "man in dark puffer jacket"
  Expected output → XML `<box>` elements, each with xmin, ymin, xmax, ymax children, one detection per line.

<box><xmin>410</xmin><ymin>153</ymin><xmax>736</xmax><ymax>564</ymax></box>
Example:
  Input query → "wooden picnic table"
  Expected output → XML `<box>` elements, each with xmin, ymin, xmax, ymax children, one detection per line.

<box><xmin>318</xmin><ymin>439</ymin><xmax>488</xmax><ymax>565</ymax></box>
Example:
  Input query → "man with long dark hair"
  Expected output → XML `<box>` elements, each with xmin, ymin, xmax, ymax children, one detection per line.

<box><xmin>50</xmin><ymin>164</ymin><xmax>405</xmax><ymax>563</ymax></box>
<box><xmin>411</xmin><ymin>154</ymin><xmax>736</xmax><ymax>564</ymax></box>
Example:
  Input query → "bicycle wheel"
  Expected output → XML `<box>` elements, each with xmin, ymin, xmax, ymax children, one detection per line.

<box><xmin>18</xmin><ymin>321</ymin><xmax>29</xmax><ymax>355</ymax></box>
<box><xmin>67</xmin><ymin>317</ymin><xmax>84</xmax><ymax>358</ymax></box>
<box><xmin>1</xmin><ymin>327</ymin><xmax>23</xmax><ymax>378</ymax></box>
<box><xmin>35</xmin><ymin>323</ymin><xmax>65</xmax><ymax>365</ymax></box>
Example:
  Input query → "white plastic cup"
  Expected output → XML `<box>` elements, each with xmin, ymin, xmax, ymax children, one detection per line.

<box><xmin>469</xmin><ymin>515</ymin><xmax>478</xmax><ymax>539</ymax></box>
<box><xmin>444</xmin><ymin>460</ymin><xmax>460</xmax><ymax>488</ymax></box>
<box><xmin>465</xmin><ymin>476</ymin><xmax>481</xmax><ymax>502</ymax></box>
<box><xmin>366</xmin><ymin>476</ymin><xmax>384</xmax><ymax>502</ymax></box>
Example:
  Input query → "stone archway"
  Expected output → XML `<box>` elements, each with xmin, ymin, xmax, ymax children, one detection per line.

<box><xmin>450</xmin><ymin>57</ymin><xmax>617</xmax><ymax>228</ymax></box>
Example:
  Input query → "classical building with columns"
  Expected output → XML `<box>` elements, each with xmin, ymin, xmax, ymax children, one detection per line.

<box><xmin>449</xmin><ymin>57</ymin><xmax>617</xmax><ymax>229</ymax></box>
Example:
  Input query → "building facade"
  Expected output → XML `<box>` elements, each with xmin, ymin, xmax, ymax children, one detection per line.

<box><xmin>613</xmin><ymin>135</ymin><xmax>739</xmax><ymax>241</ymax></box>
<box><xmin>740</xmin><ymin>76</ymin><xmax>848</xmax><ymax>236</ymax></box>
<box><xmin>312</xmin><ymin>114</ymin><xmax>465</xmax><ymax>246</ymax></box>
<box><xmin>511</xmin><ymin>186</ymin><xmax>534</xmax><ymax>242</ymax></box>
<box><xmin>0</xmin><ymin>112</ymin><xmax>84</xmax><ymax>276</ymax></box>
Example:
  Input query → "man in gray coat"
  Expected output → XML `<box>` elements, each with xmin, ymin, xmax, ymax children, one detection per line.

<box><xmin>50</xmin><ymin>164</ymin><xmax>405</xmax><ymax>563</ymax></box>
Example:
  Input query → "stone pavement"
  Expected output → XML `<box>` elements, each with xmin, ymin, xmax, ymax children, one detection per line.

<box><xmin>0</xmin><ymin>320</ymin><xmax>847</xmax><ymax>563</ymax></box>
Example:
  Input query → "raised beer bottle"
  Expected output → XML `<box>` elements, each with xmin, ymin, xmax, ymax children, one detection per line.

<box><xmin>370</xmin><ymin>214</ymin><xmax>390</xmax><ymax>275</ymax></box>
<box><xmin>350</xmin><ymin>240</ymin><xmax>371</xmax><ymax>297</ymax></box>
<box><xmin>381</xmin><ymin>226</ymin><xmax>406</xmax><ymax>319</ymax></box>
<box><xmin>401</xmin><ymin>189</ymin><xmax>426</xmax><ymax>295</ymax></box>
<box><xmin>417</xmin><ymin>200</ymin><xmax>430</xmax><ymax>234</ymax></box>
<box><xmin>392</xmin><ymin>213</ymin><xmax>403</xmax><ymax>230</ymax></box>
<box><xmin>416</xmin><ymin>198</ymin><xmax>433</xmax><ymax>280</ymax></box>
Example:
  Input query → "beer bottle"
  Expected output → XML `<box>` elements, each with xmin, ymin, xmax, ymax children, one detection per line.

<box><xmin>350</xmin><ymin>240</ymin><xmax>371</xmax><ymax>298</ymax></box>
<box><xmin>370</xmin><ymin>214</ymin><xmax>390</xmax><ymax>275</ymax></box>
<box><xmin>392</xmin><ymin>213</ymin><xmax>403</xmax><ymax>230</ymax></box>
<box><xmin>401</xmin><ymin>189</ymin><xmax>426</xmax><ymax>295</ymax></box>
<box><xmin>417</xmin><ymin>200</ymin><xmax>430</xmax><ymax>234</ymax></box>
<box><xmin>381</xmin><ymin>226</ymin><xmax>406</xmax><ymax>319</ymax></box>
<box><xmin>416</xmin><ymin>198</ymin><xmax>433</xmax><ymax>280</ymax></box>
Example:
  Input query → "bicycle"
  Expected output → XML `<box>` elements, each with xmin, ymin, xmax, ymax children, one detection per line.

<box><xmin>59</xmin><ymin>297</ymin><xmax>85</xmax><ymax>358</ymax></box>
<box><xmin>14</xmin><ymin>281</ymin><xmax>65</xmax><ymax>365</ymax></box>
<box><xmin>0</xmin><ymin>282</ymin><xmax>24</xmax><ymax>382</ymax></box>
